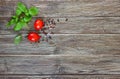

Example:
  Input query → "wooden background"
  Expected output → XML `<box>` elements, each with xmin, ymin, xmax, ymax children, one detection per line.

<box><xmin>0</xmin><ymin>0</ymin><xmax>120</xmax><ymax>79</ymax></box>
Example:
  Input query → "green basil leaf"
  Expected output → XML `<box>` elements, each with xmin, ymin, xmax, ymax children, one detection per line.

<box><xmin>12</xmin><ymin>15</ymin><xmax>17</xmax><ymax>19</ymax></box>
<box><xmin>15</xmin><ymin>17</ymin><xmax>19</xmax><ymax>22</ymax></box>
<box><xmin>14</xmin><ymin>34</ymin><xmax>22</xmax><ymax>45</ymax></box>
<box><xmin>22</xmin><ymin>22</ymin><xmax>27</xmax><ymax>27</ymax></box>
<box><xmin>29</xmin><ymin>6</ymin><xmax>38</xmax><ymax>16</ymax></box>
<box><xmin>14</xmin><ymin>21</ymin><xmax>27</xmax><ymax>31</ymax></box>
<box><xmin>24</xmin><ymin>16</ymin><xmax>32</xmax><ymax>22</ymax></box>
<box><xmin>7</xmin><ymin>19</ymin><xmax>16</xmax><ymax>27</ymax></box>
<box><xmin>11</xmin><ymin>15</ymin><xmax>18</xmax><ymax>22</ymax></box>
<box><xmin>17</xmin><ymin>2</ymin><xmax>27</xmax><ymax>12</ymax></box>
<box><xmin>16</xmin><ymin>8</ymin><xmax>22</xmax><ymax>16</ymax></box>
<box><xmin>25</xmin><ymin>10</ymin><xmax>30</xmax><ymax>16</ymax></box>
<box><xmin>20</xmin><ymin>17</ymin><xmax>24</xmax><ymax>22</ymax></box>
<box><xmin>14</xmin><ymin>22</ymin><xmax>22</xmax><ymax>31</ymax></box>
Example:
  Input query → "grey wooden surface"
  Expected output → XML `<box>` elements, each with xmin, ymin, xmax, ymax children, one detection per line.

<box><xmin>0</xmin><ymin>75</ymin><xmax>120</xmax><ymax>79</ymax></box>
<box><xmin>0</xmin><ymin>0</ymin><xmax>120</xmax><ymax>79</ymax></box>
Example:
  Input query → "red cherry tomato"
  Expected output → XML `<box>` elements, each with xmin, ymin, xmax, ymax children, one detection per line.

<box><xmin>34</xmin><ymin>19</ymin><xmax>44</xmax><ymax>30</ymax></box>
<box><xmin>27</xmin><ymin>32</ymin><xmax>41</xmax><ymax>42</ymax></box>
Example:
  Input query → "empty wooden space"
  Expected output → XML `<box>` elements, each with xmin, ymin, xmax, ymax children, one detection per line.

<box><xmin>0</xmin><ymin>0</ymin><xmax>120</xmax><ymax>79</ymax></box>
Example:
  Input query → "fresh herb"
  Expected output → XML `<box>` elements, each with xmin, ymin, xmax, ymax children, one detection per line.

<box><xmin>7</xmin><ymin>2</ymin><xmax>39</xmax><ymax>44</ymax></box>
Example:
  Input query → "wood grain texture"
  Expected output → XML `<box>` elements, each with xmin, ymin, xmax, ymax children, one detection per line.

<box><xmin>0</xmin><ymin>17</ymin><xmax>120</xmax><ymax>34</ymax></box>
<box><xmin>0</xmin><ymin>75</ymin><xmax>120</xmax><ymax>79</ymax></box>
<box><xmin>0</xmin><ymin>0</ymin><xmax>120</xmax><ymax>17</ymax></box>
<box><xmin>0</xmin><ymin>34</ymin><xmax>120</xmax><ymax>74</ymax></box>
<box><xmin>0</xmin><ymin>0</ymin><xmax>120</xmax><ymax>78</ymax></box>
<box><xmin>0</xmin><ymin>55</ymin><xmax>120</xmax><ymax>74</ymax></box>
<box><xmin>0</xmin><ymin>34</ymin><xmax>120</xmax><ymax>55</ymax></box>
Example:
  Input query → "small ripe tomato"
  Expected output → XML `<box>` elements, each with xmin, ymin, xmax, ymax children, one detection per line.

<box><xmin>27</xmin><ymin>32</ymin><xmax>41</xmax><ymax>42</ymax></box>
<box><xmin>34</xmin><ymin>19</ymin><xmax>44</xmax><ymax>30</ymax></box>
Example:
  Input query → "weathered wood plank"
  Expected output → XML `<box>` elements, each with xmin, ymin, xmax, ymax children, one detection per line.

<box><xmin>0</xmin><ymin>0</ymin><xmax>120</xmax><ymax>77</ymax></box>
<box><xmin>0</xmin><ymin>55</ymin><xmax>120</xmax><ymax>74</ymax></box>
<box><xmin>0</xmin><ymin>75</ymin><xmax>120</xmax><ymax>79</ymax></box>
<box><xmin>0</xmin><ymin>34</ymin><xmax>120</xmax><ymax>55</ymax></box>
<box><xmin>0</xmin><ymin>0</ymin><xmax>120</xmax><ymax>17</ymax></box>
<box><xmin>0</xmin><ymin>17</ymin><xmax>120</xmax><ymax>34</ymax></box>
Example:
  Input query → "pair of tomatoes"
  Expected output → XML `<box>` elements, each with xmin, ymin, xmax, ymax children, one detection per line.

<box><xmin>27</xmin><ymin>19</ymin><xmax>44</xmax><ymax>42</ymax></box>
